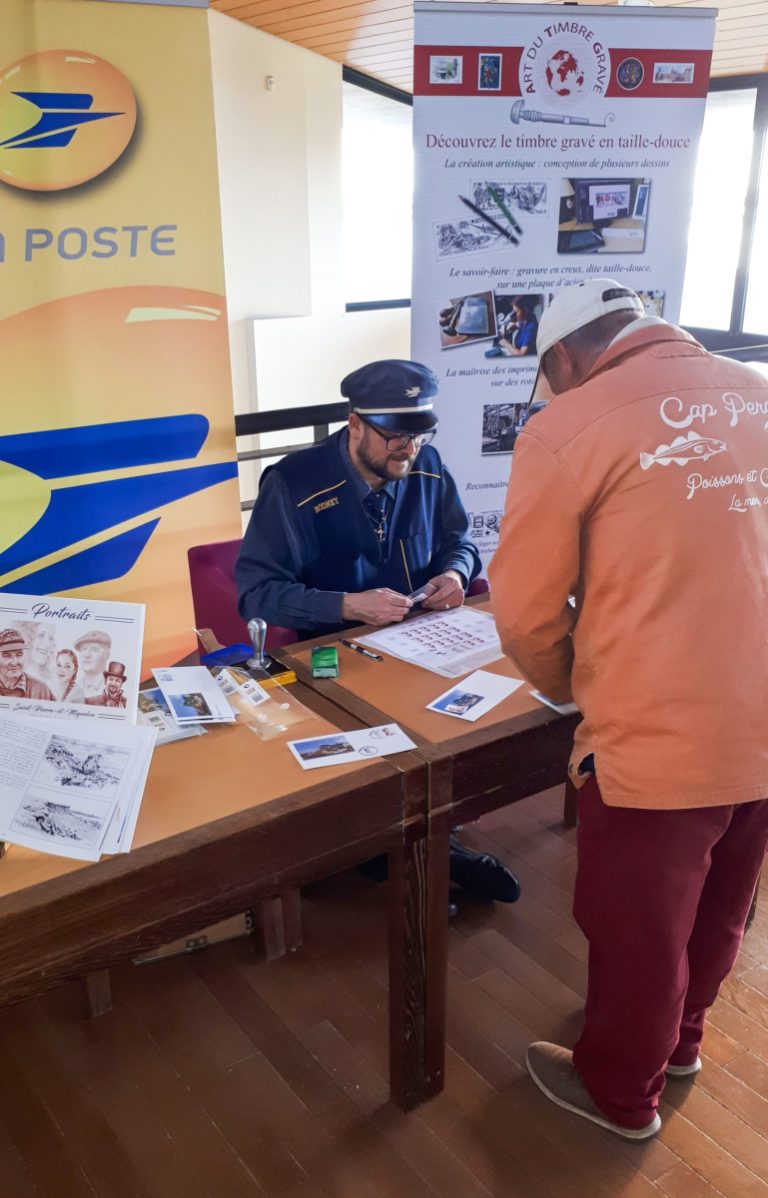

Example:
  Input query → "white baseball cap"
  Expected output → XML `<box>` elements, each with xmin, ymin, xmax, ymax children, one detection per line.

<box><xmin>537</xmin><ymin>278</ymin><xmax>645</xmax><ymax>360</ymax></box>
<box><xmin>530</xmin><ymin>278</ymin><xmax>645</xmax><ymax>405</ymax></box>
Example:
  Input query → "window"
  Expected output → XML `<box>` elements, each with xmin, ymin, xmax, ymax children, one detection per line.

<box><xmin>744</xmin><ymin>117</ymin><xmax>768</xmax><ymax>335</ymax></box>
<box><xmin>680</xmin><ymin>88</ymin><xmax>757</xmax><ymax>331</ymax></box>
<box><xmin>342</xmin><ymin>73</ymin><xmax>413</xmax><ymax>306</ymax></box>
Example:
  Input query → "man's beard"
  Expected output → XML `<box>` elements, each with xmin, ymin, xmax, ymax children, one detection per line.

<box><xmin>357</xmin><ymin>441</ymin><xmax>416</xmax><ymax>484</ymax></box>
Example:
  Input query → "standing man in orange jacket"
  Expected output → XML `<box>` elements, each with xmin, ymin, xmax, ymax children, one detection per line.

<box><xmin>489</xmin><ymin>279</ymin><xmax>768</xmax><ymax>1140</ymax></box>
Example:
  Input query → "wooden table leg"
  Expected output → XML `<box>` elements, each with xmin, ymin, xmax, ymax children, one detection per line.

<box><xmin>84</xmin><ymin>969</ymin><xmax>113</xmax><ymax>1018</ymax></box>
<box><xmin>388</xmin><ymin>815</ymin><xmax>449</xmax><ymax>1111</ymax></box>
<box><xmin>252</xmin><ymin>889</ymin><xmax>303</xmax><ymax>962</ymax></box>
<box><xmin>423</xmin><ymin>813</ymin><xmax>450</xmax><ymax>1102</ymax></box>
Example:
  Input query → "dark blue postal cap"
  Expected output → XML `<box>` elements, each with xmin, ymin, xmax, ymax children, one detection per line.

<box><xmin>340</xmin><ymin>359</ymin><xmax>439</xmax><ymax>433</ymax></box>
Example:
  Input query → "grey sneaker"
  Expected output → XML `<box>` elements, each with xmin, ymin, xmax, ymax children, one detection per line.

<box><xmin>526</xmin><ymin>1042</ymin><xmax>662</xmax><ymax>1141</ymax></box>
<box><xmin>666</xmin><ymin>1056</ymin><xmax>702</xmax><ymax>1078</ymax></box>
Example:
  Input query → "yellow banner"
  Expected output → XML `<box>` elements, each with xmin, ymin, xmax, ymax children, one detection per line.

<box><xmin>0</xmin><ymin>0</ymin><xmax>240</xmax><ymax>670</ymax></box>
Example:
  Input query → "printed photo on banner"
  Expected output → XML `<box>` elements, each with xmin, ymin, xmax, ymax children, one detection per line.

<box><xmin>484</xmin><ymin>293</ymin><xmax>544</xmax><ymax>359</ymax></box>
<box><xmin>616</xmin><ymin>58</ymin><xmax>644</xmax><ymax>91</ymax></box>
<box><xmin>468</xmin><ymin>509</ymin><xmax>502</xmax><ymax>544</ymax></box>
<box><xmin>430</xmin><ymin>55</ymin><xmax>462</xmax><ymax>84</ymax></box>
<box><xmin>470</xmin><ymin>180</ymin><xmax>548</xmax><ymax>218</ymax></box>
<box><xmin>557</xmin><ymin>177</ymin><xmax>650</xmax><ymax>254</ymax></box>
<box><xmin>434</xmin><ymin>217</ymin><xmax>510</xmax><ymax>260</ymax></box>
<box><xmin>0</xmin><ymin>593</ymin><xmax>144</xmax><ymax>723</ymax></box>
<box><xmin>637</xmin><ymin>289</ymin><xmax>665</xmax><ymax>317</ymax></box>
<box><xmin>482</xmin><ymin>403</ymin><xmax>534</xmax><ymax>455</ymax></box>
<box><xmin>654</xmin><ymin>62</ymin><xmax>694</xmax><ymax>84</ymax></box>
<box><xmin>438</xmin><ymin>290</ymin><xmax>496</xmax><ymax>348</ymax></box>
<box><xmin>478</xmin><ymin>54</ymin><xmax>502</xmax><ymax>91</ymax></box>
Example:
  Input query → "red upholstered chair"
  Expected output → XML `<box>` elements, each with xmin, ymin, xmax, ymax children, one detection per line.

<box><xmin>187</xmin><ymin>539</ymin><xmax>298</xmax><ymax>652</ymax></box>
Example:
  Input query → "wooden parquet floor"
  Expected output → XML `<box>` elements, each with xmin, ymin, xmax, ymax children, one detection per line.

<box><xmin>1</xmin><ymin>785</ymin><xmax>767</xmax><ymax>1198</ymax></box>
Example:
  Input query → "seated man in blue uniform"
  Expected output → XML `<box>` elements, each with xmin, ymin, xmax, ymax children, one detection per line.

<box><xmin>236</xmin><ymin>358</ymin><xmax>520</xmax><ymax>908</ymax></box>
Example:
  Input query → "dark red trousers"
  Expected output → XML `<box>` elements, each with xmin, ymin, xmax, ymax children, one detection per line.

<box><xmin>571</xmin><ymin>776</ymin><xmax>768</xmax><ymax>1129</ymax></box>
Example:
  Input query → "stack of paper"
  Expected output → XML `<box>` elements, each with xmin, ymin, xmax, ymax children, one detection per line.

<box><xmin>137</xmin><ymin>688</ymin><xmax>206</xmax><ymax>745</ymax></box>
<box><xmin>0</xmin><ymin>710</ymin><xmax>156</xmax><ymax>861</ymax></box>
<box><xmin>151</xmin><ymin>667</ymin><xmax>236</xmax><ymax>726</ymax></box>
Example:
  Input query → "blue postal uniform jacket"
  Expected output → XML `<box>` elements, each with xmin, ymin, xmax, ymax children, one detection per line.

<box><xmin>236</xmin><ymin>429</ymin><xmax>481</xmax><ymax>638</ymax></box>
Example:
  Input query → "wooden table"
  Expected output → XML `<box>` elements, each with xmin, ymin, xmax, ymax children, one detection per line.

<box><xmin>0</xmin><ymin>683</ymin><xmax>432</xmax><ymax>1111</ymax></box>
<box><xmin>280</xmin><ymin>601</ymin><xmax>579</xmax><ymax>1103</ymax></box>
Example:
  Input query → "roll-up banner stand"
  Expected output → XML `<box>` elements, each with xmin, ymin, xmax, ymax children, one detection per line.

<box><xmin>0</xmin><ymin>0</ymin><xmax>240</xmax><ymax>670</ymax></box>
<box><xmin>411</xmin><ymin>2</ymin><xmax>717</xmax><ymax>566</ymax></box>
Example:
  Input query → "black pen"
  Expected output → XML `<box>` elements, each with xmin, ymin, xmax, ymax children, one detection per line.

<box><xmin>459</xmin><ymin>195</ymin><xmax>519</xmax><ymax>245</ymax></box>
<box><xmin>341</xmin><ymin>639</ymin><xmax>383</xmax><ymax>661</ymax></box>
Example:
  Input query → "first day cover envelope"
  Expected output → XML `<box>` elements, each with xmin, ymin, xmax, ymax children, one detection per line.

<box><xmin>427</xmin><ymin>669</ymin><xmax>524</xmax><ymax>721</ymax></box>
<box><xmin>288</xmin><ymin>724</ymin><xmax>416</xmax><ymax>770</ymax></box>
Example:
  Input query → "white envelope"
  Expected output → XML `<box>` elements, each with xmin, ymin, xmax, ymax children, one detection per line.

<box><xmin>288</xmin><ymin>723</ymin><xmax>416</xmax><ymax>770</ymax></box>
<box><xmin>427</xmin><ymin>669</ymin><xmax>523</xmax><ymax>721</ymax></box>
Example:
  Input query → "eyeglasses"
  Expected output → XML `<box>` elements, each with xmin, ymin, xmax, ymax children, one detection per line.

<box><xmin>360</xmin><ymin>417</ymin><xmax>436</xmax><ymax>451</ymax></box>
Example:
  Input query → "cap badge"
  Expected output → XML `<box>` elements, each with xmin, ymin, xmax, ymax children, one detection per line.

<box><xmin>405</xmin><ymin>386</ymin><xmax>421</xmax><ymax>398</ymax></box>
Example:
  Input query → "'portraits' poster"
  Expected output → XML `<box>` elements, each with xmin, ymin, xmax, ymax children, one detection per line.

<box><xmin>0</xmin><ymin>593</ymin><xmax>144</xmax><ymax>723</ymax></box>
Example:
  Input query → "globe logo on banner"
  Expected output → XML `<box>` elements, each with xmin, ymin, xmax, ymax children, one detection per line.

<box><xmin>545</xmin><ymin>49</ymin><xmax>586</xmax><ymax>97</ymax></box>
<box><xmin>0</xmin><ymin>50</ymin><xmax>136</xmax><ymax>191</ymax></box>
<box><xmin>520</xmin><ymin>26</ymin><xmax>611</xmax><ymax>106</ymax></box>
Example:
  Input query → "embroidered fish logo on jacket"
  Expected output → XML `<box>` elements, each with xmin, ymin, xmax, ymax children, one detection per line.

<box><xmin>639</xmin><ymin>432</ymin><xmax>727</xmax><ymax>471</ymax></box>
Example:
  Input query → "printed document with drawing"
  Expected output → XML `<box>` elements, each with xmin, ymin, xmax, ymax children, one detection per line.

<box><xmin>0</xmin><ymin>711</ymin><xmax>156</xmax><ymax>861</ymax></box>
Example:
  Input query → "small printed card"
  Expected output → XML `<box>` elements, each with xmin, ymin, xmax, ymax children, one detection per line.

<box><xmin>427</xmin><ymin>669</ymin><xmax>524</xmax><ymax>722</ymax></box>
<box><xmin>214</xmin><ymin>666</ymin><xmax>270</xmax><ymax>708</ymax></box>
<box><xmin>530</xmin><ymin>690</ymin><xmax>580</xmax><ymax>715</ymax></box>
<box><xmin>151</xmin><ymin>667</ymin><xmax>235</xmax><ymax>725</ymax></box>
<box><xmin>288</xmin><ymin>723</ymin><xmax>416</xmax><ymax>770</ymax></box>
<box><xmin>137</xmin><ymin>688</ymin><xmax>206</xmax><ymax>745</ymax></box>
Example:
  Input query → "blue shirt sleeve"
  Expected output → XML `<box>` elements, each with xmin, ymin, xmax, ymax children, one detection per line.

<box><xmin>235</xmin><ymin>469</ymin><xmax>345</xmax><ymax>632</ymax></box>
<box><xmin>431</xmin><ymin>464</ymin><xmax>482</xmax><ymax>587</ymax></box>
<box><xmin>514</xmin><ymin>319</ymin><xmax>538</xmax><ymax>352</ymax></box>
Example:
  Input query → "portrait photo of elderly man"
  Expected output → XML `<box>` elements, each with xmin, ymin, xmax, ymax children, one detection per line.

<box><xmin>0</xmin><ymin>628</ymin><xmax>54</xmax><ymax>700</ymax></box>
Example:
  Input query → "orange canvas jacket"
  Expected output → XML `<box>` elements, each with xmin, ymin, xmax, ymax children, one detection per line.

<box><xmin>489</xmin><ymin>321</ymin><xmax>768</xmax><ymax>809</ymax></box>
